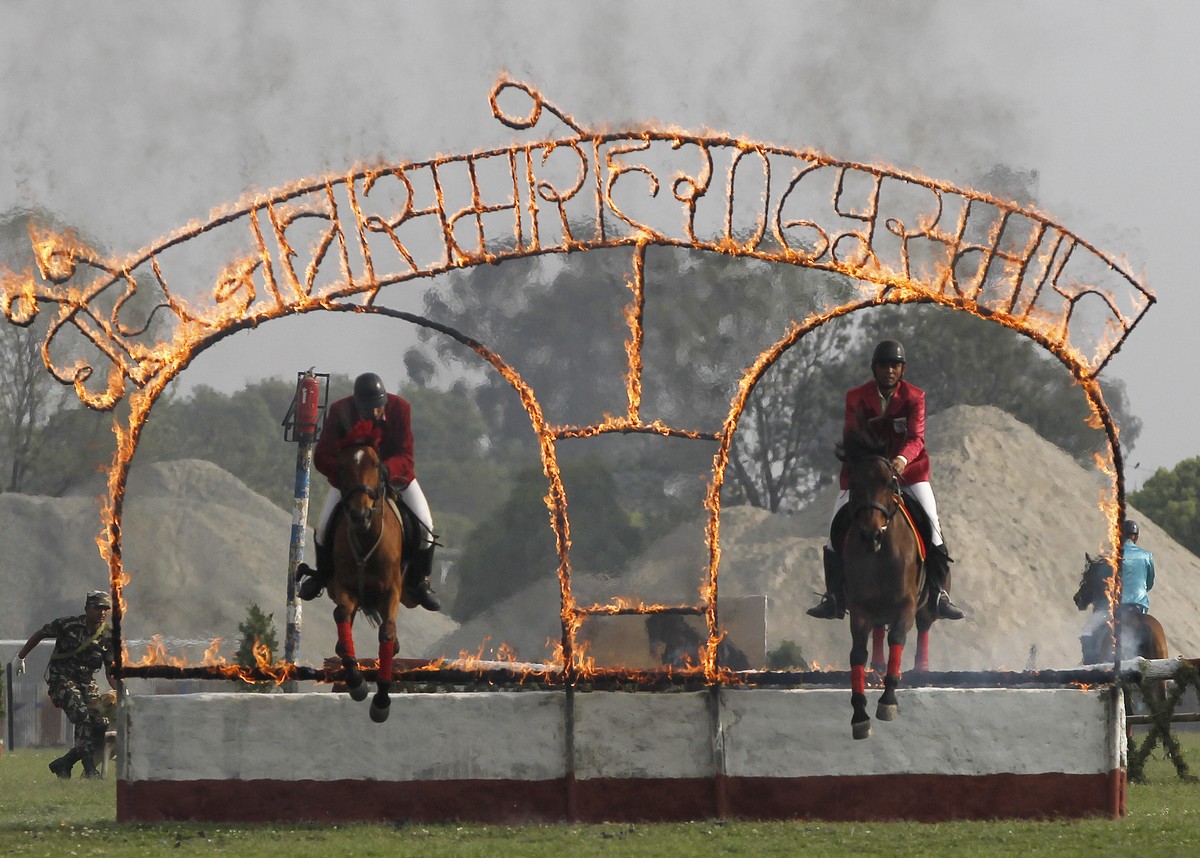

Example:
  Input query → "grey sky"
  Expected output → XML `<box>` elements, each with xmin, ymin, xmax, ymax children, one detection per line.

<box><xmin>2</xmin><ymin>0</ymin><xmax>1197</xmax><ymax>483</ymax></box>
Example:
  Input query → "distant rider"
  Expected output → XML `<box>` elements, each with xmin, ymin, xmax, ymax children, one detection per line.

<box><xmin>295</xmin><ymin>372</ymin><xmax>441</xmax><ymax>611</ymax></box>
<box><xmin>1118</xmin><ymin>518</ymin><xmax>1154</xmax><ymax>614</ymax></box>
<box><xmin>807</xmin><ymin>339</ymin><xmax>965</xmax><ymax>621</ymax></box>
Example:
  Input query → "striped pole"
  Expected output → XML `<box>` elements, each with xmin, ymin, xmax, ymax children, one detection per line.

<box><xmin>283</xmin><ymin>371</ymin><xmax>325</xmax><ymax>681</ymax></box>
<box><xmin>284</xmin><ymin>438</ymin><xmax>314</xmax><ymax>668</ymax></box>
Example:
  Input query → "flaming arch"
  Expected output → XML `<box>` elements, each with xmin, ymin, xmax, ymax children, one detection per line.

<box><xmin>0</xmin><ymin>77</ymin><xmax>1154</xmax><ymax>686</ymax></box>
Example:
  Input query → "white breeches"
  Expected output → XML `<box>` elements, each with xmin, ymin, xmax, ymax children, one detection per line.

<box><xmin>316</xmin><ymin>478</ymin><xmax>435</xmax><ymax>549</ymax></box>
<box><xmin>827</xmin><ymin>480</ymin><xmax>944</xmax><ymax>549</ymax></box>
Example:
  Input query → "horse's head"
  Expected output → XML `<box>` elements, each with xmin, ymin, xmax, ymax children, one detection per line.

<box><xmin>840</xmin><ymin>424</ymin><xmax>899</xmax><ymax>553</ymax></box>
<box><xmin>1073</xmin><ymin>552</ymin><xmax>1112</xmax><ymax>611</ymax></box>
<box><xmin>336</xmin><ymin>422</ymin><xmax>386</xmax><ymax>534</ymax></box>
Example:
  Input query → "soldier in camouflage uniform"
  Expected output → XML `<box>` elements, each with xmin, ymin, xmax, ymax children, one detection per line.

<box><xmin>13</xmin><ymin>590</ymin><xmax>117</xmax><ymax>779</ymax></box>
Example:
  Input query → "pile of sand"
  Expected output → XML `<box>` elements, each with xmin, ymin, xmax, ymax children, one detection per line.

<box><xmin>0</xmin><ymin>459</ymin><xmax>455</xmax><ymax>665</ymax></box>
<box><xmin>435</xmin><ymin>405</ymin><xmax>1200</xmax><ymax>672</ymax></box>
<box><xmin>3</xmin><ymin>405</ymin><xmax>1196</xmax><ymax>675</ymax></box>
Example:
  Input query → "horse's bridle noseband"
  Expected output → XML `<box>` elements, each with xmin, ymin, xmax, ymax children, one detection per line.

<box><xmin>851</xmin><ymin>455</ymin><xmax>902</xmax><ymax>532</ymax></box>
<box><xmin>342</xmin><ymin>455</ymin><xmax>386</xmax><ymax>533</ymax></box>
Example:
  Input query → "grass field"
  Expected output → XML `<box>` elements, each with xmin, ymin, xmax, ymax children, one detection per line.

<box><xmin>1</xmin><ymin>736</ymin><xmax>1198</xmax><ymax>857</ymax></box>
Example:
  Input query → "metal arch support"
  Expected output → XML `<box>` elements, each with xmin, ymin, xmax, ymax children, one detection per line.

<box><xmin>0</xmin><ymin>77</ymin><xmax>1153</xmax><ymax>684</ymax></box>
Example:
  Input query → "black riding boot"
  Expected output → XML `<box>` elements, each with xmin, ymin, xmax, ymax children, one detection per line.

<box><xmin>927</xmin><ymin>544</ymin><xmax>965</xmax><ymax>620</ymax></box>
<box><xmin>807</xmin><ymin>547</ymin><xmax>845</xmax><ymax>619</ymax></box>
<box><xmin>404</xmin><ymin>544</ymin><xmax>442</xmax><ymax>612</ymax></box>
<box><xmin>296</xmin><ymin>536</ymin><xmax>334</xmax><ymax>601</ymax></box>
<box><xmin>49</xmin><ymin>747</ymin><xmax>83</xmax><ymax>780</ymax></box>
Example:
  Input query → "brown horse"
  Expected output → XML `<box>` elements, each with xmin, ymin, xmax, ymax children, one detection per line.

<box><xmin>839</xmin><ymin>425</ymin><xmax>936</xmax><ymax>740</ymax></box>
<box><xmin>328</xmin><ymin>421</ymin><xmax>409</xmax><ymax>723</ymax></box>
<box><xmin>1073</xmin><ymin>553</ymin><xmax>1168</xmax><ymax>708</ymax></box>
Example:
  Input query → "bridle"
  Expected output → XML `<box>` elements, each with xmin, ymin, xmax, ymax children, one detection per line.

<box><xmin>850</xmin><ymin>455</ymin><xmax>902</xmax><ymax>533</ymax></box>
<box><xmin>341</xmin><ymin>445</ymin><xmax>387</xmax><ymax>559</ymax></box>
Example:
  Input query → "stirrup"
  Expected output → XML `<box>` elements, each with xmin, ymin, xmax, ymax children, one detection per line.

<box><xmin>936</xmin><ymin>589</ymin><xmax>965</xmax><ymax>620</ymax></box>
<box><xmin>806</xmin><ymin>594</ymin><xmax>844</xmax><ymax>620</ymax></box>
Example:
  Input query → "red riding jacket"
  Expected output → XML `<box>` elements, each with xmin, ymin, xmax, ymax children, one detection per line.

<box><xmin>838</xmin><ymin>378</ymin><xmax>930</xmax><ymax>490</ymax></box>
<box><xmin>314</xmin><ymin>393</ymin><xmax>416</xmax><ymax>491</ymax></box>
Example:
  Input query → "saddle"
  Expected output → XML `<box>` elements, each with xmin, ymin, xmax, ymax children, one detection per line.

<box><xmin>322</xmin><ymin>493</ymin><xmax>422</xmax><ymax>569</ymax></box>
<box><xmin>830</xmin><ymin>489</ymin><xmax>931</xmax><ymax>559</ymax></box>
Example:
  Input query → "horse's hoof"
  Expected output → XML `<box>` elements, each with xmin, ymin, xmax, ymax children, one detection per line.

<box><xmin>369</xmin><ymin>702</ymin><xmax>390</xmax><ymax>723</ymax></box>
<box><xmin>876</xmin><ymin>702</ymin><xmax>898</xmax><ymax>721</ymax></box>
<box><xmin>348</xmin><ymin>682</ymin><xmax>369</xmax><ymax>702</ymax></box>
<box><xmin>852</xmin><ymin>719</ymin><xmax>872</xmax><ymax>740</ymax></box>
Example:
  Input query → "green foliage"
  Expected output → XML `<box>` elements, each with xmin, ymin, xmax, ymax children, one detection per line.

<box><xmin>0</xmin><ymin>207</ymin><xmax>167</xmax><ymax>495</ymax></box>
<box><xmin>1130</xmin><ymin>457</ymin><xmax>1200</xmax><ymax>556</ymax></box>
<box><xmin>402</xmin><ymin>382</ymin><xmax>511</xmax><ymax>548</ymax></box>
<box><xmin>844</xmin><ymin>303</ymin><xmax>1141</xmax><ymax>464</ymax></box>
<box><xmin>766</xmin><ymin>639</ymin><xmax>808</xmax><ymax>670</ymax></box>
<box><xmin>450</xmin><ymin>456</ymin><xmax>643</xmax><ymax>622</ymax></box>
<box><xmin>234</xmin><ymin>602</ymin><xmax>279</xmax><ymax>693</ymax></box>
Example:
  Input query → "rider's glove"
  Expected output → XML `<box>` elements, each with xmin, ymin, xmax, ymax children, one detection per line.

<box><xmin>380</xmin><ymin>462</ymin><xmax>391</xmax><ymax>484</ymax></box>
<box><xmin>15</xmin><ymin>657</ymin><xmax>26</xmax><ymax>676</ymax></box>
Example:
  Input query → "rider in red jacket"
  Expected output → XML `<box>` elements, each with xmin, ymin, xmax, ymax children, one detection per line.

<box><xmin>807</xmin><ymin>339</ymin><xmax>964</xmax><ymax>622</ymax></box>
<box><xmin>295</xmin><ymin>372</ymin><xmax>440</xmax><ymax>611</ymax></box>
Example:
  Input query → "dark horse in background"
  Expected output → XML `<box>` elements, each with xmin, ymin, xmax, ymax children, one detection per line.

<box><xmin>327</xmin><ymin>421</ymin><xmax>413</xmax><ymax>723</ymax></box>
<box><xmin>839</xmin><ymin>424</ymin><xmax>939</xmax><ymax>740</ymax></box>
<box><xmin>1073</xmin><ymin>552</ymin><xmax>1169</xmax><ymax>710</ymax></box>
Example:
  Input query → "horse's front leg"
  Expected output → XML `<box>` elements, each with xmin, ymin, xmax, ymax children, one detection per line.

<box><xmin>876</xmin><ymin>616</ymin><xmax>912</xmax><ymax>722</ymax></box>
<box><xmin>849</xmin><ymin>614</ymin><xmax>872</xmax><ymax>740</ymax></box>
<box><xmin>369</xmin><ymin>594</ymin><xmax>401</xmax><ymax>724</ymax></box>
<box><xmin>333</xmin><ymin>603</ymin><xmax>368</xmax><ymax>703</ymax></box>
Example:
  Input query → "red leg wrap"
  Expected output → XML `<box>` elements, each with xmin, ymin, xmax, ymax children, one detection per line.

<box><xmin>336</xmin><ymin>622</ymin><xmax>355</xmax><ymax>659</ymax></box>
<box><xmin>851</xmin><ymin>664</ymin><xmax>866</xmax><ymax>695</ymax></box>
<box><xmin>887</xmin><ymin>643</ymin><xmax>904</xmax><ymax>679</ymax></box>
<box><xmin>916</xmin><ymin>630</ymin><xmax>930</xmax><ymax>672</ymax></box>
<box><xmin>378</xmin><ymin>639</ymin><xmax>396</xmax><ymax>682</ymax></box>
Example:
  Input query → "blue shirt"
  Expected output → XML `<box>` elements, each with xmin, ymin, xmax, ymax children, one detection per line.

<box><xmin>1119</xmin><ymin>540</ymin><xmax>1155</xmax><ymax>612</ymax></box>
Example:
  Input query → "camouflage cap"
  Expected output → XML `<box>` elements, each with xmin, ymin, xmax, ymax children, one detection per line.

<box><xmin>85</xmin><ymin>589</ymin><xmax>112</xmax><ymax>608</ymax></box>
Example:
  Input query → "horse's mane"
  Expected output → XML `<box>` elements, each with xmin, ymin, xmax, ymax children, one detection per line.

<box><xmin>838</xmin><ymin>419</ymin><xmax>889</xmax><ymax>464</ymax></box>
<box><xmin>339</xmin><ymin>420</ymin><xmax>383</xmax><ymax>450</ymax></box>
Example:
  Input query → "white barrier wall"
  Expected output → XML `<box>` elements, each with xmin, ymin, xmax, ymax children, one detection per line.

<box><xmin>117</xmin><ymin>685</ymin><xmax>1126</xmax><ymax>823</ymax></box>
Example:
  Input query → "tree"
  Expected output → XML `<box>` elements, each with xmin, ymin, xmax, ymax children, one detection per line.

<box><xmin>450</xmin><ymin>456</ymin><xmax>643</xmax><ymax>622</ymax></box>
<box><xmin>845</xmin><ymin>303</ymin><xmax>1141</xmax><ymax>464</ymax></box>
<box><xmin>0</xmin><ymin>210</ymin><xmax>90</xmax><ymax>492</ymax></box>
<box><xmin>1130</xmin><ymin>458</ymin><xmax>1200</xmax><ymax>556</ymax></box>
<box><xmin>235</xmin><ymin>602</ymin><xmax>280</xmax><ymax>693</ymax></box>
<box><xmin>414</xmin><ymin>244</ymin><xmax>859</xmax><ymax>514</ymax></box>
<box><xmin>1</xmin><ymin>207</ymin><xmax>168</xmax><ymax>495</ymax></box>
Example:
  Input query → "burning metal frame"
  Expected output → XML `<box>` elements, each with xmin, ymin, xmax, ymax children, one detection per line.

<box><xmin>0</xmin><ymin>77</ymin><xmax>1154</xmax><ymax>689</ymax></box>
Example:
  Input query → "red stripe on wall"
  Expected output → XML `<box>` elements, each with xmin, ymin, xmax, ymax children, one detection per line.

<box><xmin>118</xmin><ymin>770</ymin><xmax>1123</xmax><ymax>823</ymax></box>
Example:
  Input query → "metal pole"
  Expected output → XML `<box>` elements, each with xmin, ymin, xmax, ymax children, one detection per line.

<box><xmin>284</xmin><ymin>438</ymin><xmax>314</xmax><ymax>670</ymax></box>
<box><xmin>282</xmin><ymin>370</ymin><xmax>326</xmax><ymax>688</ymax></box>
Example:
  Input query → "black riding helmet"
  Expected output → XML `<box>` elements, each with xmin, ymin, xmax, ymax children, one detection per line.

<box><xmin>1122</xmin><ymin>519</ymin><xmax>1140</xmax><ymax>538</ymax></box>
<box><xmin>872</xmin><ymin>339</ymin><xmax>906</xmax><ymax>365</ymax></box>
<box><xmin>353</xmin><ymin>372</ymin><xmax>388</xmax><ymax>412</ymax></box>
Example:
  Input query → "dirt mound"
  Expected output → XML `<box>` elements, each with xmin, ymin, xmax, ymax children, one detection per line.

<box><xmin>431</xmin><ymin>405</ymin><xmax>1200</xmax><ymax>672</ymax></box>
<box><xmin>6</xmin><ymin>407</ymin><xmax>1196</xmax><ymax>675</ymax></box>
<box><xmin>1</xmin><ymin>459</ymin><xmax>454</xmax><ymax>665</ymax></box>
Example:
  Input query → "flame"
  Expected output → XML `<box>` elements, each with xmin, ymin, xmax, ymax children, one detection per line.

<box><xmin>0</xmin><ymin>77</ymin><xmax>1152</xmax><ymax>687</ymax></box>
